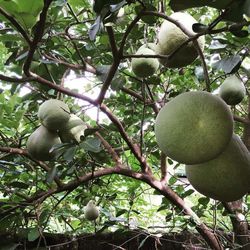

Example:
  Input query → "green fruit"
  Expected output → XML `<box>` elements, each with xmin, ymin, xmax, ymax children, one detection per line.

<box><xmin>155</xmin><ymin>91</ymin><xmax>233</xmax><ymax>164</ymax></box>
<box><xmin>27</xmin><ymin>125</ymin><xmax>61</xmax><ymax>161</ymax></box>
<box><xmin>219</xmin><ymin>75</ymin><xmax>246</xmax><ymax>105</ymax></box>
<box><xmin>38</xmin><ymin>99</ymin><xmax>70</xmax><ymax>131</ymax></box>
<box><xmin>84</xmin><ymin>200</ymin><xmax>100</xmax><ymax>221</ymax></box>
<box><xmin>131</xmin><ymin>47</ymin><xmax>159</xmax><ymax>78</ymax></box>
<box><xmin>156</xmin><ymin>12</ymin><xmax>205</xmax><ymax>68</ymax></box>
<box><xmin>59</xmin><ymin>114</ymin><xmax>87</xmax><ymax>143</ymax></box>
<box><xmin>186</xmin><ymin>134</ymin><xmax>250</xmax><ymax>202</ymax></box>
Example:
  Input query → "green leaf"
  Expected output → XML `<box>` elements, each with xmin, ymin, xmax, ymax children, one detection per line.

<box><xmin>46</xmin><ymin>166</ymin><xmax>57</xmax><ymax>184</ymax></box>
<box><xmin>216</xmin><ymin>55</ymin><xmax>242</xmax><ymax>74</ymax></box>
<box><xmin>80</xmin><ymin>137</ymin><xmax>102</xmax><ymax>153</ymax></box>
<box><xmin>63</xmin><ymin>146</ymin><xmax>77</xmax><ymax>162</ymax></box>
<box><xmin>28</xmin><ymin>227</ymin><xmax>40</xmax><ymax>242</ymax></box>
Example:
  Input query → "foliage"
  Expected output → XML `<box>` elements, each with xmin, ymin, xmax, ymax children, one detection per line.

<box><xmin>0</xmin><ymin>0</ymin><xmax>249</xmax><ymax>249</ymax></box>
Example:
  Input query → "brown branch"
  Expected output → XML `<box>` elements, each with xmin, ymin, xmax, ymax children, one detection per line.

<box><xmin>0</xmin><ymin>74</ymin><xmax>34</xmax><ymax>83</ymax></box>
<box><xmin>96</xmin><ymin>11</ymin><xmax>144</xmax><ymax>105</ymax></box>
<box><xmin>99</xmin><ymin>104</ymin><xmax>152</xmax><ymax>174</ymax></box>
<box><xmin>0</xmin><ymin>146</ymin><xmax>62</xmax><ymax>187</ymax></box>
<box><xmin>0</xmin><ymin>7</ymin><xmax>31</xmax><ymax>45</ymax></box>
<box><xmin>160</xmin><ymin>152</ymin><xmax>167</xmax><ymax>184</ymax></box>
<box><xmin>193</xmin><ymin>40</ymin><xmax>211</xmax><ymax>92</ymax></box>
<box><xmin>234</xmin><ymin>115</ymin><xmax>250</xmax><ymax>124</ymax></box>
<box><xmin>44</xmin><ymin>54</ymin><xmax>96</xmax><ymax>74</ymax></box>
<box><xmin>23</xmin><ymin>0</ymin><xmax>53</xmax><ymax>76</ymax></box>
<box><xmin>95</xmin><ymin>131</ymin><xmax>121</xmax><ymax>165</ymax></box>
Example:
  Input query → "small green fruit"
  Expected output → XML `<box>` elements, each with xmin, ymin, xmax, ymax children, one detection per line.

<box><xmin>186</xmin><ymin>134</ymin><xmax>250</xmax><ymax>202</ymax></box>
<box><xmin>27</xmin><ymin>125</ymin><xmax>61</xmax><ymax>161</ymax></box>
<box><xmin>156</xmin><ymin>12</ymin><xmax>205</xmax><ymax>68</ymax></box>
<box><xmin>131</xmin><ymin>47</ymin><xmax>159</xmax><ymax>78</ymax></box>
<box><xmin>38</xmin><ymin>99</ymin><xmax>70</xmax><ymax>131</ymax></box>
<box><xmin>84</xmin><ymin>200</ymin><xmax>100</xmax><ymax>221</ymax></box>
<box><xmin>59</xmin><ymin>114</ymin><xmax>87</xmax><ymax>143</ymax></box>
<box><xmin>219</xmin><ymin>75</ymin><xmax>246</xmax><ymax>105</ymax></box>
<box><xmin>155</xmin><ymin>91</ymin><xmax>233</xmax><ymax>164</ymax></box>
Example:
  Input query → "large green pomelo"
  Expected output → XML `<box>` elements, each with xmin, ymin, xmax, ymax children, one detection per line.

<box><xmin>156</xmin><ymin>12</ymin><xmax>205</xmax><ymax>68</ymax></box>
<box><xmin>27</xmin><ymin>125</ymin><xmax>61</xmax><ymax>161</ymax></box>
<box><xmin>59</xmin><ymin>114</ymin><xmax>87</xmax><ymax>143</ymax></box>
<box><xmin>38</xmin><ymin>99</ymin><xmax>70</xmax><ymax>131</ymax></box>
<box><xmin>131</xmin><ymin>47</ymin><xmax>159</xmax><ymax>78</ymax></box>
<box><xmin>155</xmin><ymin>91</ymin><xmax>233</xmax><ymax>164</ymax></box>
<box><xmin>186</xmin><ymin>134</ymin><xmax>250</xmax><ymax>202</ymax></box>
<box><xmin>219</xmin><ymin>75</ymin><xmax>246</xmax><ymax>105</ymax></box>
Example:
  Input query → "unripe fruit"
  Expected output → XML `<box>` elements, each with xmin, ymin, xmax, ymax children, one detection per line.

<box><xmin>84</xmin><ymin>200</ymin><xmax>100</xmax><ymax>221</ymax></box>
<box><xmin>156</xmin><ymin>12</ymin><xmax>205</xmax><ymax>68</ymax></box>
<box><xmin>155</xmin><ymin>91</ymin><xmax>233</xmax><ymax>164</ymax></box>
<box><xmin>38</xmin><ymin>99</ymin><xmax>70</xmax><ymax>131</ymax></box>
<box><xmin>131</xmin><ymin>46</ymin><xmax>159</xmax><ymax>78</ymax></box>
<box><xmin>27</xmin><ymin>125</ymin><xmax>61</xmax><ymax>161</ymax></box>
<box><xmin>186</xmin><ymin>134</ymin><xmax>250</xmax><ymax>202</ymax></box>
<box><xmin>219</xmin><ymin>75</ymin><xmax>246</xmax><ymax>105</ymax></box>
<box><xmin>59</xmin><ymin>114</ymin><xmax>87</xmax><ymax>143</ymax></box>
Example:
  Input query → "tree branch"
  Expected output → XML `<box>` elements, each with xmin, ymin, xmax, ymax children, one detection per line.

<box><xmin>0</xmin><ymin>7</ymin><xmax>31</xmax><ymax>45</ymax></box>
<box><xmin>23</xmin><ymin>0</ymin><xmax>54</xmax><ymax>76</ymax></box>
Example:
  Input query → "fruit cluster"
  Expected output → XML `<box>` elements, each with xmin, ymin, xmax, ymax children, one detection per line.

<box><xmin>155</xmin><ymin>91</ymin><xmax>250</xmax><ymax>202</ymax></box>
<box><xmin>27</xmin><ymin>99</ymin><xmax>86</xmax><ymax>161</ymax></box>
<box><xmin>131</xmin><ymin>12</ymin><xmax>205</xmax><ymax>78</ymax></box>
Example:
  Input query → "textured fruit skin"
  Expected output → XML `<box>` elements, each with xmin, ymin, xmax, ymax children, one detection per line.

<box><xmin>186</xmin><ymin>134</ymin><xmax>250</xmax><ymax>202</ymax></box>
<box><xmin>156</xmin><ymin>12</ymin><xmax>205</xmax><ymax>68</ymax></box>
<box><xmin>131</xmin><ymin>47</ymin><xmax>159</xmax><ymax>78</ymax></box>
<box><xmin>27</xmin><ymin>125</ymin><xmax>61</xmax><ymax>161</ymax></box>
<box><xmin>59</xmin><ymin>114</ymin><xmax>87</xmax><ymax>143</ymax></box>
<box><xmin>155</xmin><ymin>91</ymin><xmax>233</xmax><ymax>164</ymax></box>
<box><xmin>84</xmin><ymin>200</ymin><xmax>100</xmax><ymax>221</ymax></box>
<box><xmin>219</xmin><ymin>75</ymin><xmax>246</xmax><ymax>105</ymax></box>
<box><xmin>38</xmin><ymin>99</ymin><xmax>70</xmax><ymax>131</ymax></box>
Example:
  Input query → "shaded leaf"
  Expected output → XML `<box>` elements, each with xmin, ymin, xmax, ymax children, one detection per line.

<box><xmin>80</xmin><ymin>137</ymin><xmax>102</xmax><ymax>153</ymax></box>
<box><xmin>28</xmin><ymin>228</ymin><xmax>40</xmax><ymax>242</ymax></box>
<box><xmin>216</xmin><ymin>55</ymin><xmax>242</xmax><ymax>74</ymax></box>
<box><xmin>46</xmin><ymin>166</ymin><xmax>57</xmax><ymax>184</ymax></box>
<box><xmin>192</xmin><ymin>23</ymin><xmax>208</xmax><ymax>33</ymax></box>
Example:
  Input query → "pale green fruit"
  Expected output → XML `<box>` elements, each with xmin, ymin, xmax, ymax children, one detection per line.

<box><xmin>219</xmin><ymin>75</ymin><xmax>246</xmax><ymax>105</ymax></box>
<box><xmin>155</xmin><ymin>91</ymin><xmax>233</xmax><ymax>164</ymax></box>
<box><xmin>38</xmin><ymin>99</ymin><xmax>70</xmax><ymax>131</ymax></box>
<box><xmin>59</xmin><ymin>114</ymin><xmax>87</xmax><ymax>143</ymax></box>
<box><xmin>131</xmin><ymin>47</ymin><xmax>159</xmax><ymax>78</ymax></box>
<box><xmin>186</xmin><ymin>134</ymin><xmax>250</xmax><ymax>202</ymax></box>
<box><xmin>156</xmin><ymin>12</ymin><xmax>205</xmax><ymax>68</ymax></box>
<box><xmin>27</xmin><ymin>125</ymin><xmax>61</xmax><ymax>161</ymax></box>
<box><xmin>84</xmin><ymin>200</ymin><xmax>100</xmax><ymax>221</ymax></box>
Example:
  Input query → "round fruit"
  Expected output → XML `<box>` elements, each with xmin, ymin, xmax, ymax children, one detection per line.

<box><xmin>59</xmin><ymin>114</ymin><xmax>87</xmax><ymax>143</ymax></box>
<box><xmin>131</xmin><ymin>47</ymin><xmax>159</xmax><ymax>78</ymax></box>
<box><xmin>219</xmin><ymin>75</ymin><xmax>246</xmax><ymax>105</ymax></box>
<box><xmin>84</xmin><ymin>200</ymin><xmax>100</xmax><ymax>221</ymax></box>
<box><xmin>155</xmin><ymin>91</ymin><xmax>234</xmax><ymax>164</ymax></box>
<box><xmin>38</xmin><ymin>99</ymin><xmax>70</xmax><ymax>131</ymax></box>
<box><xmin>27</xmin><ymin>125</ymin><xmax>61</xmax><ymax>161</ymax></box>
<box><xmin>156</xmin><ymin>12</ymin><xmax>205</xmax><ymax>68</ymax></box>
<box><xmin>186</xmin><ymin>134</ymin><xmax>250</xmax><ymax>202</ymax></box>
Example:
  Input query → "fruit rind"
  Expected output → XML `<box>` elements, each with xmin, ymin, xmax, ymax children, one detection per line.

<box><xmin>155</xmin><ymin>91</ymin><xmax>234</xmax><ymax>164</ymax></box>
<box><xmin>219</xmin><ymin>75</ymin><xmax>246</xmax><ymax>105</ymax></box>
<box><xmin>185</xmin><ymin>134</ymin><xmax>250</xmax><ymax>202</ymax></box>
<box><xmin>38</xmin><ymin>99</ymin><xmax>70</xmax><ymax>131</ymax></box>
<box><xmin>131</xmin><ymin>47</ymin><xmax>159</xmax><ymax>78</ymax></box>
<box><xmin>156</xmin><ymin>12</ymin><xmax>205</xmax><ymax>68</ymax></box>
<box><xmin>27</xmin><ymin>125</ymin><xmax>61</xmax><ymax>161</ymax></box>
